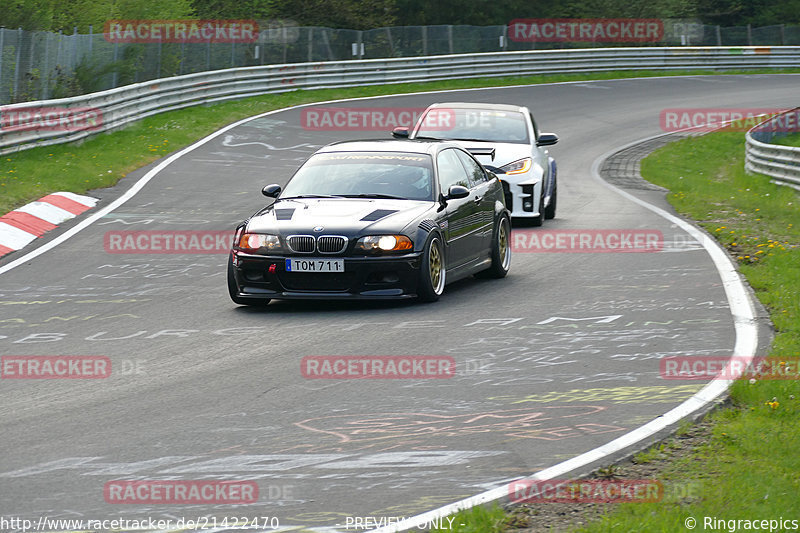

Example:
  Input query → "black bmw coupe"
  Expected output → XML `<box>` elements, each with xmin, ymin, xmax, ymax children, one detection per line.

<box><xmin>228</xmin><ymin>139</ymin><xmax>511</xmax><ymax>305</ymax></box>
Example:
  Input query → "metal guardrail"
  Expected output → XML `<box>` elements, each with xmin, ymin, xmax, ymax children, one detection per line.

<box><xmin>3</xmin><ymin>22</ymin><xmax>799</xmax><ymax>105</ymax></box>
<box><xmin>2</xmin><ymin>46</ymin><xmax>800</xmax><ymax>156</ymax></box>
<box><xmin>745</xmin><ymin>107</ymin><xmax>800</xmax><ymax>191</ymax></box>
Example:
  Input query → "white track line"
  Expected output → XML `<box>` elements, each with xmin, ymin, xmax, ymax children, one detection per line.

<box><xmin>0</xmin><ymin>78</ymin><xmax>763</xmax><ymax>533</ymax></box>
<box><xmin>370</xmin><ymin>130</ymin><xmax>760</xmax><ymax>533</ymax></box>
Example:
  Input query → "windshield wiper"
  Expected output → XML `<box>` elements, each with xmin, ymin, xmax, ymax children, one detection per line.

<box><xmin>342</xmin><ymin>193</ymin><xmax>408</xmax><ymax>200</ymax></box>
<box><xmin>279</xmin><ymin>194</ymin><xmax>347</xmax><ymax>200</ymax></box>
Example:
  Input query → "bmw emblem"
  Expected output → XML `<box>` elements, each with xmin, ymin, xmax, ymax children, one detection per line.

<box><xmin>313</xmin><ymin>226</ymin><xmax>324</xmax><ymax>232</ymax></box>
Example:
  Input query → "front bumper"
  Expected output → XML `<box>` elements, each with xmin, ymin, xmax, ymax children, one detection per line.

<box><xmin>231</xmin><ymin>251</ymin><xmax>424</xmax><ymax>300</ymax></box>
<box><xmin>507</xmin><ymin>181</ymin><xmax>542</xmax><ymax>217</ymax></box>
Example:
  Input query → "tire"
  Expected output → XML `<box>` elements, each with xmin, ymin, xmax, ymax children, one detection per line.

<box><xmin>478</xmin><ymin>215</ymin><xmax>511</xmax><ymax>279</ymax></box>
<box><xmin>228</xmin><ymin>258</ymin><xmax>270</xmax><ymax>306</ymax></box>
<box><xmin>417</xmin><ymin>234</ymin><xmax>446</xmax><ymax>302</ymax></box>
<box><xmin>544</xmin><ymin>180</ymin><xmax>557</xmax><ymax>220</ymax></box>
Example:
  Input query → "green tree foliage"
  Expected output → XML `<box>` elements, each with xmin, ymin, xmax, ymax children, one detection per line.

<box><xmin>1</xmin><ymin>0</ymin><xmax>194</xmax><ymax>33</ymax></box>
<box><xmin>394</xmin><ymin>0</ymin><xmax>558</xmax><ymax>26</ymax></box>
<box><xmin>561</xmin><ymin>0</ymin><xmax>697</xmax><ymax>19</ymax></box>
<box><xmin>0</xmin><ymin>0</ymin><xmax>56</xmax><ymax>30</ymax></box>
<box><xmin>189</xmin><ymin>0</ymin><xmax>278</xmax><ymax>20</ymax></box>
<box><xmin>2</xmin><ymin>0</ymin><xmax>797</xmax><ymax>33</ymax></box>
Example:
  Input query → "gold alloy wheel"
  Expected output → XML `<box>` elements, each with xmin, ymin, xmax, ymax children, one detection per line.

<box><xmin>429</xmin><ymin>239</ymin><xmax>444</xmax><ymax>293</ymax></box>
<box><xmin>499</xmin><ymin>218</ymin><xmax>510</xmax><ymax>270</ymax></box>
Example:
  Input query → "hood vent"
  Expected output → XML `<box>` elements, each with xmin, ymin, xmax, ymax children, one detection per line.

<box><xmin>274</xmin><ymin>208</ymin><xmax>295</xmax><ymax>220</ymax></box>
<box><xmin>360</xmin><ymin>209</ymin><xmax>398</xmax><ymax>222</ymax></box>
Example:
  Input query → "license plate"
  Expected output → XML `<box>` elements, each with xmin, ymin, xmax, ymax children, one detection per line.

<box><xmin>285</xmin><ymin>258</ymin><xmax>344</xmax><ymax>273</ymax></box>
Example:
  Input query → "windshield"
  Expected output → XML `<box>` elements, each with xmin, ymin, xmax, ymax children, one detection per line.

<box><xmin>281</xmin><ymin>152</ymin><xmax>435</xmax><ymax>201</ymax></box>
<box><xmin>415</xmin><ymin>108</ymin><xmax>530</xmax><ymax>144</ymax></box>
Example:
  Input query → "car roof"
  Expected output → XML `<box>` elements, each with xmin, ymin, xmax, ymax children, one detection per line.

<box><xmin>425</xmin><ymin>102</ymin><xmax>528</xmax><ymax>113</ymax></box>
<box><xmin>316</xmin><ymin>139</ymin><xmax>461</xmax><ymax>155</ymax></box>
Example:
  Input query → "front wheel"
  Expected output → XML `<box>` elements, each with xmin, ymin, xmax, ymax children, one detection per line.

<box><xmin>477</xmin><ymin>215</ymin><xmax>511</xmax><ymax>279</ymax></box>
<box><xmin>544</xmin><ymin>180</ymin><xmax>557</xmax><ymax>220</ymax></box>
<box><xmin>417</xmin><ymin>234</ymin><xmax>446</xmax><ymax>302</ymax></box>
<box><xmin>228</xmin><ymin>259</ymin><xmax>270</xmax><ymax>306</ymax></box>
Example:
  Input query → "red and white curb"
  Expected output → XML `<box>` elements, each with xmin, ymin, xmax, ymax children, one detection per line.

<box><xmin>0</xmin><ymin>192</ymin><xmax>98</xmax><ymax>257</ymax></box>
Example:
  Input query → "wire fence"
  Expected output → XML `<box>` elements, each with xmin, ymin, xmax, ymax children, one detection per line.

<box><xmin>2</xmin><ymin>21</ymin><xmax>800</xmax><ymax>104</ymax></box>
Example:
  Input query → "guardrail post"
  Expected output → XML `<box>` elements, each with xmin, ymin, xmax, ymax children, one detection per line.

<box><xmin>321</xmin><ymin>28</ymin><xmax>334</xmax><ymax>60</ymax></box>
<box><xmin>13</xmin><ymin>27</ymin><xmax>22</xmax><ymax>102</ymax></box>
<box><xmin>0</xmin><ymin>28</ymin><xmax>4</xmax><ymax>103</ymax></box>
<box><xmin>41</xmin><ymin>31</ymin><xmax>50</xmax><ymax>99</ymax></box>
<box><xmin>28</xmin><ymin>28</ymin><xmax>36</xmax><ymax>96</ymax></box>
<box><xmin>282</xmin><ymin>26</ymin><xmax>288</xmax><ymax>63</ymax></box>
<box><xmin>73</xmin><ymin>26</ymin><xmax>78</xmax><ymax>67</ymax></box>
<box><xmin>111</xmin><ymin>41</ymin><xmax>118</xmax><ymax>88</ymax></box>
<box><xmin>385</xmin><ymin>27</ymin><xmax>393</xmax><ymax>57</ymax></box>
<box><xmin>56</xmin><ymin>30</ymin><xmax>62</xmax><ymax>79</ymax></box>
<box><xmin>447</xmin><ymin>25</ymin><xmax>453</xmax><ymax>54</ymax></box>
<box><xmin>355</xmin><ymin>30</ymin><xmax>363</xmax><ymax>59</ymax></box>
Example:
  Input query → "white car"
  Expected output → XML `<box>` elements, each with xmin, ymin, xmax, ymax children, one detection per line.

<box><xmin>394</xmin><ymin>102</ymin><xmax>558</xmax><ymax>225</ymax></box>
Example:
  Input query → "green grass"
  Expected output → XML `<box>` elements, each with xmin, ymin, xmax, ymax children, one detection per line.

<box><xmin>428</xmin><ymin>504</ymin><xmax>510</xmax><ymax>532</ymax></box>
<box><xmin>773</xmin><ymin>132</ymin><xmax>800</xmax><ymax>148</ymax></box>
<box><xmin>570</xmin><ymin>132</ymin><xmax>800</xmax><ymax>531</ymax></box>
<box><xmin>3</xmin><ymin>67</ymin><xmax>800</xmax><ymax>214</ymax></box>
<box><xmin>434</xmin><ymin>132</ymin><xmax>800</xmax><ymax>533</ymax></box>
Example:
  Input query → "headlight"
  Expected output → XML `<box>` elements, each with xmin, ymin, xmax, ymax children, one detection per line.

<box><xmin>356</xmin><ymin>235</ymin><xmax>413</xmax><ymax>253</ymax></box>
<box><xmin>237</xmin><ymin>233</ymin><xmax>282</xmax><ymax>253</ymax></box>
<box><xmin>500</xmin><ymin>157</ymin><xmax>532</xmax><ymax>175</ymax></box>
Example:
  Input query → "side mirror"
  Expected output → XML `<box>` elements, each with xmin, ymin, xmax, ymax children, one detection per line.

<box><xmin>536</xmin><ymin>133</ymin><xmax>559</xmax><ymax>147</ymax></box>
<box><xmin>262</xmin><ymin>184</ymin><xmax>282</xmax><ymax>198</ymax></box>
<box><xmin>392</xmin><ymin>126</ymin><xmax>410</xmax><ymax>138</ymax></box>
<box><xmin>445</xmin><ymin>185</ymin><xmax>470</xmax><ymax>200</ymax></box>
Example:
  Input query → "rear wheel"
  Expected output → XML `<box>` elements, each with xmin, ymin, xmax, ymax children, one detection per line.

<box><xmin>228</xmin><ymin>258</ymin><xmax>270</xmax><ymax>306</ymax></box>
<box><xmin>417</xmin><ymin>234</ymin><xmax>446</xmax><ymax>302</ymax></box>
<box><xmin>479</xmin><ymin>215</ymin><xmax>511</xmax><ymax>279</ymax></box>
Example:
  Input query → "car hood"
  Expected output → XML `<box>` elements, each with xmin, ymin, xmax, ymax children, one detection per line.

<box><xmin>246</xmin><ymin>198</ymin><xmax>433</xmax><ymax>236</ymax></box>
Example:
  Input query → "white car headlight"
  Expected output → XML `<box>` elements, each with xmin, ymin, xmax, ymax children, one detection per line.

<box><xmin>500</xmin><ymin>157</ymin><xmax>532</xmax><ymax>175</ymax></box>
